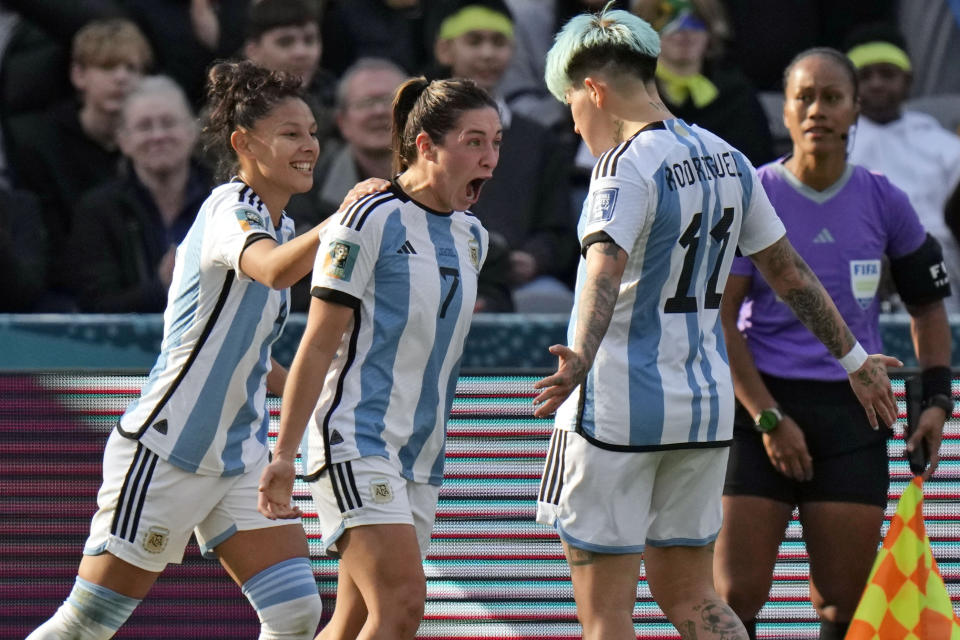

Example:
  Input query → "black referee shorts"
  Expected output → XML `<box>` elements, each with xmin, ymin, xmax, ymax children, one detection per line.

<box><xmin>723</xmin><ymin>374</ymin><xmax>890</xmax><ymax>508</ymax></box>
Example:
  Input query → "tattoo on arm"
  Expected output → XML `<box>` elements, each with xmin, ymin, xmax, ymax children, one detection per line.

<box><xmin>573</xmin><ymin>242</ymin><xmax>621</xmax><ymax>373</ymax></box>
<box><xmin>765</xmin><ymin>239</ymin><xmax>854</xmax><ymax>359</ymax></box>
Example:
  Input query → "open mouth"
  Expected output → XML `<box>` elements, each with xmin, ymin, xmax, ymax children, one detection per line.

<box><xmin>465</xmin><ymin>177</ymin><xmax>488</xmax><ymax>204</ymax></box>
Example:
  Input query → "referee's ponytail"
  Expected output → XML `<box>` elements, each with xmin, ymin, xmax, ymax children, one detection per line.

<box><xmin>391</xmin><ymin>76</ymin><xmax>499</xmax><ymax>176</ymax></box>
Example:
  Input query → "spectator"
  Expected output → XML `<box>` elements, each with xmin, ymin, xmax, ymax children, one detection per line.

<box><xmin>714</xmin><ymin>48</ymin><xmax>951</xmax><ymax>640</ymax></box>
<box><xmin>499</xmin><ymin>0</ymin><xmax>627</xmax><ymax>133</ymax></box>
<box><xmin>66</xmin><ymin>75</ymin><xmax>212</xmax><ymax>313</ymax></box>
<box><xmin>0</xmin><ymin>187</ymin><xmax>48</xmax><ymax>312</ymax></box>
<box><xmin>244</xmin><ymin>0</ymin><xmax>337</xmax><ymax>145</ymax></box>
<box><xmin>432</xmin><ymin>0</ymin><xmax>579</xmax><ymax>312</ymax></box>
<box><xmin>634</xmin><ymin>0</ymin><xmax>774</xmax><ymax>167</ymax></box>
<box><xmin>320</xmin><ymin>0</ymin><xmax>430</xmax><ymax>76</ymax></box>
<box><xmin>845</xmin><ymin>24</ymin><xmax>960</xmax><ymax>313</ymax></box>
<box><xmin>285</xmin><ymin>56</ymin><xmax>408</xmax><ymax>311</ymax></box>
<box><xmin>898</xmin><ymin>0</ymin><xmax>960</xmax><ymax>97</ymax></box>
<box><xmin>5</xmin><ymin>17</ymin><xmax>152</xmax><ymax>308</ymax></box>
<box><xmin>122</xmin><ymin>0</ymin><xmax>251</xmax><ymax>109</ymax></box>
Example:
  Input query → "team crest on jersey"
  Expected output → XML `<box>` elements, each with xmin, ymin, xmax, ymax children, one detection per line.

<box><xmin>590</xmin><ymin>188</ymin><xmax>619</xmax><ymax>222</ymax></box>
<box><xmin>235</xmin><ymin>208</ymin><xmax>266</xmax><ymax>232</ymax></box>
<box><xmin>323</xmin><ymin>240</ymin><xmax>359</xmax><ymax>281</ymax></box>
<box><xmin>370</xmin><ymin>479</ymin><xmax>394</xmax><ymax>504</ymax></box>
<box><xmin>850</xmin><ymin>259</ymin><xmax>881</xmax><ymax>309</ymax></box>
<box><xmin>468</xmin><ymin>237</ymin><xmax>480</xmax><ymax>269</ymax></box>
<box><xmin>143</xmin><ymin>526</ymin><xmax>169</xmax><ymax>554</ymax></box>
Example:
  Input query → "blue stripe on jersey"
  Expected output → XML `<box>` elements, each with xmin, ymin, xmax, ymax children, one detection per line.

<box><xmin>668</xmin><ymin>124</ymin><xmax>711</xmax><ymax>442</ymax></box>
<box><xmin>129</xmin><ymin>206</ymin><xmax>209</xmax><ymax>414</ymax></box>
<box><xmin>400</xmin><ymin>214</ymin><xmax>463</xmax><ymax>481</ymax></box>
<box><xmin>429</xmin><ymin>351</ymin><xmax>463</xmax><ymax>483</ymax></box>
<box><xmin>353</xmin><ymin>209</ymin><xmax>407</xmax><ymax>458</ymax></box>
<box><xmin>626</xmin><ymin>165</ymin><xmax>681</xmax><ymax>444</ymax></box>
<box><xmin>169</xmin><ymin>282</ymin><xmax>270</xmax><ymax>473</ymax></box>
<box><xmin>688</xmin><ymin>127</ymin><xmax>725</xmax><ymax>440</ymax></box>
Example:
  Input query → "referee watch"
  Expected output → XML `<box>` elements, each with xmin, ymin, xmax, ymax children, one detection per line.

<box><xmin>753</xmin><ymin>407</ymin><xmax>784</xmax><ymax>433</ymax></box>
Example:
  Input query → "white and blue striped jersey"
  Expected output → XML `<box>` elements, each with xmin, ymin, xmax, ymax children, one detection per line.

<box><xmin>118</xmin><ymin>181</ymin><xmax>294</xmax><ymax>476</ymax></box>
<box><xmin>302</xmin><ymin>184</ymin><xmax>487</xmax><ymax>486</ymax></box>
<box><xmin>555</xmin><ymin>119</ymin><xmax>785</xmax><ymax>449</ymax></box>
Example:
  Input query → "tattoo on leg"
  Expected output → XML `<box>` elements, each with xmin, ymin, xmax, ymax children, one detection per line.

<box><xmin>566</xmin><ymin>547</ymin><xmax>595</xmax><ymax>566</ymax></box>
<box><xmin>679</xmin><ymin>620</ymin><xmax>699</xmax><ymax>639</ymax></box>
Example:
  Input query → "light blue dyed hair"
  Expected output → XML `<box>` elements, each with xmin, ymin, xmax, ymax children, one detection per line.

<box><xmin>544</xmin><ymin>6</ymin><xmax>661</xmax><ymax>102</ymax></box>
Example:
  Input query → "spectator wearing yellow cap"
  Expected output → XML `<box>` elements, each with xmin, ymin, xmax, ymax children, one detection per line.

<box><xmin>633</xmin><ymin>0</ymin><xmax>774</xmax><ymax>167</ymax></box>
<box><xmin>429</xmin><ymin>0</ymin><xmax>580</xmax><ymax>313</ymax></box>
<box><xmin>845</xmin><ymin>23</ymin><xmax>960</xmax><ymax>314</ymax></box>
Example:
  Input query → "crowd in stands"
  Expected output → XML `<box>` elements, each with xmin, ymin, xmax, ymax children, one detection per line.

<box><xmin>0</xmin><ymin>0</ymin><xmax>958</xmax><ymax>314</ymax></box>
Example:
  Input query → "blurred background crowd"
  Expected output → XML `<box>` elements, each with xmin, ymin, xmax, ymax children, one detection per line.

<box><xmin>0</xmin><ymin>0</ymin><xmax>957</xmax><ymax>316</ymax></box>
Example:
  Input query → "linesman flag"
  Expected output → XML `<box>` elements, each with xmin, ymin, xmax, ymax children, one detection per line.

<box><xmin>846</xmin><ymin>477</ymin><xmax>960</xmax><ymax>639</ymax></box>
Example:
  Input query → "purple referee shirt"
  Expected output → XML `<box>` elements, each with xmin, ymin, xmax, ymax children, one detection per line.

<box><xmin>730</xmin><ymin>161</ymin><xmax>926</xmax><ymax>381</ymax></box>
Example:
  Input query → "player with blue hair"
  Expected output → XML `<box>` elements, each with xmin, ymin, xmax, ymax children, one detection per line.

<box><xmin>532</xmin><ymin>7</ymin><xmax>901</xmax><ymax>640</ymax></box>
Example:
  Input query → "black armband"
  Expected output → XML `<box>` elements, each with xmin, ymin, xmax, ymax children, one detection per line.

<box><xmin>581</xmin><ymin>231</ymin><xmax>618</xmax><ymax>257</ymax></box>
<box><xmin>890</xmin><ymin>233</ymin><xmax>951</xmax><ymax>306</ymax></box>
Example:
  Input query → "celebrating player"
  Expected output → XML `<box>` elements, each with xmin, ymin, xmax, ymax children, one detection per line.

<box><xmin>531</xmin><ymin>9</ymin><xmax>901</xmax><ymax>640</ymax></box>
<box><xmin>257</xmin><ymin>77</ymin><xmax>498</xmax><ymax>639</ymax></box>
<box><xmin>27</xmin><ymin>61</ymin><xmax>326</xmax><ymax>640</ymax></box>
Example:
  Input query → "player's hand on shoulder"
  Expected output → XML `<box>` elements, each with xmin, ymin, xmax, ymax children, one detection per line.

<box><xmin>337</xmin><ymin>178</ymin><xmax>391</xmax><ymax>213</ymax></box>
<box><xmin>762</xmin><ymin>415</ymin><xmax>812</xmax><ymax>482</ymax></box>
<box><xmin>848</xmin><ymin>353</ymin><xmax>902</xmax><ymax>430</ymax></box>
<box><xmin>257</xmin><ymin>459</ymin><xmax>301</xmax><ymax>520</ymax></box>
<box><xmin>532</xmin><ymin>344</ymin><xmax>588</xmax><ymax>418</ymax></box>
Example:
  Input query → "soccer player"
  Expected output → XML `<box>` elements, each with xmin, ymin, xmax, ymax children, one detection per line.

<box><xmin>27</xmin><ymin>60</ymin><xmax>326</xmax><ymax>640</ymax></box>
<box><xmin>714</xmin><ymin>48</ymin><xmax>951</xmax><ymax>640</ymax></box>
<box><xmin>530</xmin><ymin>8</ymin><xmax>901</xmax><ymax>640</ymax></box>
<box><xmin>257</xmin><ymin>77</ymin><xmax>499</xmax><ymax>639</ymax></box>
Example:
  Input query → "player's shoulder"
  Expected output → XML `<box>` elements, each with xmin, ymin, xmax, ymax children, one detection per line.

<box><xmin>335</xmin><ymin>187</ymin><xmax>404</xmax><ymax>232</ymax></box>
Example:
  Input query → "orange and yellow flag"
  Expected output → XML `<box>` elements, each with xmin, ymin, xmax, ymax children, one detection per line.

<box><xmin>847</xmin><ymin>477</ymin><xmax>960</xmax><ymax>639</ymax></box>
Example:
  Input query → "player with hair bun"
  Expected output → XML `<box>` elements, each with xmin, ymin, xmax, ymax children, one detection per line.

<box><xmin>27</xmin><ymin>60</ymin><xmax>326</xmax><ymax>640</ymax></box>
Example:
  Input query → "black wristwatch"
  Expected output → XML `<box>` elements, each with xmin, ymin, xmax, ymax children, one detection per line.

<box><xmin>923</xmin><ymin>393</ymin><xmax>954</xmax><ymax>416</ymax></box>
<box><xmin>753</xmin><ymin>407</ymin><xmax>783</xmax><ymax>433</ymax></box>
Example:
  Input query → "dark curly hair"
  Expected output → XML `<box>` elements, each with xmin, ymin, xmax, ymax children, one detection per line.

<box><xmin>201</xmin><ymin>60</ymin><xmax>305</xmax><ymax>180</ymax></box>
<box><xmin>391</xmin><ymin>77</ymin><xmax>499</xmax><ymax>175</ymax></box>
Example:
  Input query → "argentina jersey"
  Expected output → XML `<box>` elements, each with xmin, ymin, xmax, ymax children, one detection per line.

<box><xmin>119</xmin><ymin>181</ymin><xmax>294</xmax><ymax>476</ymax></box>
<box><xmin>555</xmin><ymin>119</ymin><xmax>785</xmax><ymax>449</ymax></box>
<box><xmin>303</xmin><ymin>184</ymin><xmax>488</xmax><ymax>485</ymax></box>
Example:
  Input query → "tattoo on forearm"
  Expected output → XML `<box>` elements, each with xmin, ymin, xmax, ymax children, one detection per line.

<box><xmin>574</xmin><ymin>249</ymin><xmax>620</xmax><ymax>370</ymax></box>
<box><xmin>771</xmin><ymin>243</ymin><xmax>853</xmax><ymax>359</ymax></box>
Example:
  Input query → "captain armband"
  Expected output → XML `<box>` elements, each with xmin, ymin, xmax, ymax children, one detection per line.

<box><xmin>890</xmin><ymin>233</ymin><xmax>952</xmax><ymax>306</ymax></box>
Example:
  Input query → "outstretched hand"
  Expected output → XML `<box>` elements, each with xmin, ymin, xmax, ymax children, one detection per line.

<box><xmin>337</xmin><ymin>178</ymin><xmax>391</xmax><ymax>212</ymax></box>
<box><xmin>907</xmin><ymin>406</ymin><xmax>946</xmax><ymax>480</ymax></box>
<box><xmin>532</xmin><ymin>344</ymin><xmax>589</xmax><ymax>418</ymax></box>
<box><xmin>258</xmin><ymin>459</ymin><xmax>302</xmax><ymax>520</ymax></box>
<box><xmin>848</xmin><ymin>354</ymin><xmax>902</xmax><ymax>430</ymax></box>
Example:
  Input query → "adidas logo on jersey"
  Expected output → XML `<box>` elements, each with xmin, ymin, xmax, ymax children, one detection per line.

<box><xmin>151</xmin><ymin>419</ymin><xmax>168</xmax><ymax>435</ymax></box>
<box><xmin>397</xmin><ymin>240</ymin><xmax>417</xmax><ymax>255</ymax></box>
<box><xmin>812</xmin><ymin>228</ymin><xmax>835</xmax><ymax>243</ymax></box>
<box><xmin>330</xmin><ymin>430</ymin><xmax>344</xmax><ymax>445</ymax></box>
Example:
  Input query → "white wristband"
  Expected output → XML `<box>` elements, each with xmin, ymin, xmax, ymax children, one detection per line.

<box><xmin>838</xmin><ymin>342</ymin><xmax>868</xmax><ymax>374</ymax></box>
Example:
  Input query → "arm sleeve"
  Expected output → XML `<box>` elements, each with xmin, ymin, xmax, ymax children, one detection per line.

<box><xmin>736</xmin><ymin>163</ymin><xmax>786</xmax><ymax>256</ymax></box>
<box><xmin>581</xmin><ymin>157</ymin><xmax>653</xmax><ymax>255</ymax></box>
<box><xmin>207</xmin><ymin>201</ymin><xmax>276</xmax><ymax>282</ymax></box>
<box><xmin>309</xmin><ymin>215</ymin><xmax>383</xmax><ymax>308</ymax></box>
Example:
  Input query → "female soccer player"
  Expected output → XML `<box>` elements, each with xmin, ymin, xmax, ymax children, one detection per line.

<box><xmin>258</xmin><ymin>76</ymin><xmax>500</xmax><ymax>640</ymax></box>
<box><xmin>714</xmin><ymin>48</ymin><xmax>952</xmax><ymax>640</ymax></box>
<box><xmin>28</xmin><ymin>60</ymin><xmax>326</xmax><ymax>640</ymax></box>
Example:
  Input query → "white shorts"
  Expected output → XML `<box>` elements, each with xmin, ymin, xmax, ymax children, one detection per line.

<box><xmin>307</xmin><ymin>455</ymin><xmax>439</xmax><ymax>560</ymax></box>
<box><xmin>84</xmin><ymin>429</ymin><xmax>296</xmax><ymax>572</ymax></box>
<box><xmin>536</xmin><ymin>429</ymin><xmax>728</xmax><ymax>553</ymax></box>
